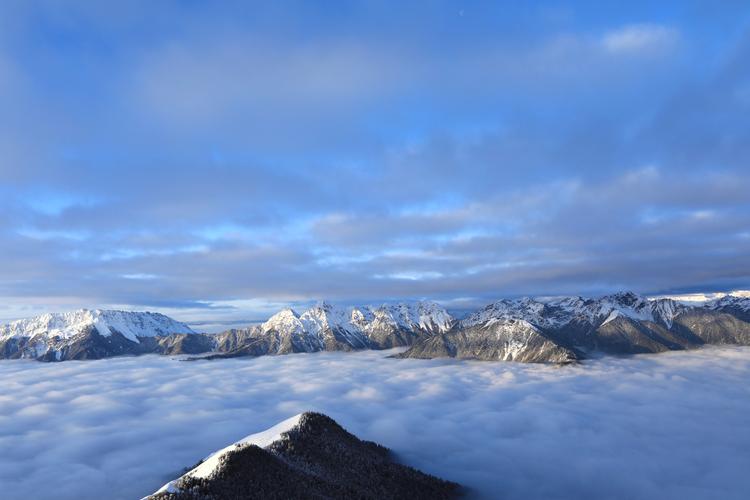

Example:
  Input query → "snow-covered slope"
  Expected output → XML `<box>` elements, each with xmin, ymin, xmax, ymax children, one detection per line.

<box><xmin>0</xmin><ymin>309</ymin><xmax>195</xmax><ymax>343</ymax></box>
<box><xmin>706</xmin><ymin>294</ymin><xmax>750</xmax><ymax>313</ymax></box>
<box><xmin>400</xmin><ymin>291</ymin><xmax>750</xmax><ymax>362</ymax></box>
<box><xmin>461</xmin><ymin>292</ymin><xmax>685</xmax><ymax>331</ymax></box>
<box><xmin>154</xmin><ymin>413</ymin><xmax>303</xmax><ymax>496</ymax></box>
<box><xmin>254</xmin><ymin>300</ymin><xmax>453</xmax><ymax>352</ymax></box>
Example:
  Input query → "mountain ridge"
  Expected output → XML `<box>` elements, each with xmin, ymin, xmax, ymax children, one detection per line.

<box><xmin>398</xmin><ymin>291</ymin><xmax>750</xmax><ymax>362</ymax></box>
<box><xmin>2</xmin><ymin>292</ymin><xmax>750</xmax><ymax>362</ymax></box>
<box><xmin>145</xmin><ymin>411</ymin><xmax>460</xmax><ymax>500</ymax></box>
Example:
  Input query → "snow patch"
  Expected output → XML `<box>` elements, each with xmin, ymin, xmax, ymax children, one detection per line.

<box><xmin>153</xmin><ymin>413</ymin><xmax>303</xmax><ymax>496</ymax></box>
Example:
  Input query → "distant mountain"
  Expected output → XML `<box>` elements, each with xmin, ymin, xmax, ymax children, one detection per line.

<box><xmin>706</xmin><ymin>295</ymin><xmax>750</xmax><ymax>322</ymax></box>
<box><xmin>398</xmin><ymin>292</ymin><xmax>750</xmax><ymax>362</ymax></box>
<box><xmin>0</xmin><ymin>309</ymin><xmax>200</xmax><ymax>361</ymax></box>
<box><xmin>0</xmin><ymin>301</ymin><xmax>453</xmax><ymax>361</ymax></box>
<box><xmin>2</xmin><ymin>293</ymin><xmax>750</xmax><ymax>363</ymax></box>
<box><xmin>208</xmin><ymin>301</ymin><xmax>454</xmax><ymax>359</ymax></box>
<box><xmin>145</xmin><ymin>412</ymin><xmax>460</xmax><ymax>500</ymax></box>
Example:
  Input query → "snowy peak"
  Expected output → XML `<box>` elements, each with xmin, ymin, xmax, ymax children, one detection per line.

<box><xmin>257</xmin><ymin>300</ymin><xmax>453</xmax><ymax>344</ymax></box>
<box><xmin>299</xmin><ymin>302</ymin><xmax>358</xmax><ymax>335</ymax></box>
<box><xmin>0</xmin><ymin>309</ymin><xmax>195</xmax><ymax>343</ymax></box>
<box><xmin>371</xmin><ymin>301</ymin><xmax>454</xmax><ymax>334</ymax></box>
<box><xmin>262</xmin><ymin>308</ymin><xmax>304</xmax><ymax>335</ymax></box>
<box><xmin>706</xmin><ymin>294</ymin><xmax>750</xmax><ymax>313</ymax></box>
<box><xmin>148</xmin><ymin>412</ymin><xmax>461</xmax><ymax>499</ymax></box>
<box><xmin>596</xmin><ymin>292</ymin><xmax>658</xmax><ymax>326</ymax></box>
<box><xmin>462</xmin><ymin>292</ymin><xmax>688</xmax><ymax>331</ymax></box>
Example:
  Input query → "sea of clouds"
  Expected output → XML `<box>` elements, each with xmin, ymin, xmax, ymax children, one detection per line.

<box><xmin>1</xmin><ymin>346</ymin><xmax>749</xmax><ymax>499</ymax></box>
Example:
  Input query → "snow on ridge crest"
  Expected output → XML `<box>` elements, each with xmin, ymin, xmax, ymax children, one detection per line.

<box><xmin>705</xmin><ymin>295</ymin><xmax>750</xmax><ymax>313</ymax></box>
<box><xmin>260</xmin><ymin>300</ymin><xmax>453</xmax><ymax>338</ymax></box>
<box><xmin>0</xmin><ymin>309</ymin><xmax>195</xmax><ymax>343</ymax></box>
<box><xmin>153</xmin><ymin>413</ymin><xmax>304</xmax><ymax>497</ymax></box>
<box><xmin>463</xmin><ymin>292</ymin><xmax>689</xmax><ymax>330</ymax></box>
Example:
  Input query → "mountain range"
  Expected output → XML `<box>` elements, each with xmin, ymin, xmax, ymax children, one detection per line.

<box><xmin>1</xmin><ymin>292</ymin><xmax>749</xmax><ymax>363</ymax></box>
<box><xmin>399</xmin><ymin>291</ymin><xmax>750</xmax><ymax>362</ymax></box>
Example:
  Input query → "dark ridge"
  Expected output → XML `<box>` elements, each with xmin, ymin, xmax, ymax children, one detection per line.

<box><xmin>147</xmin><ymin>412</ymin><xmax>461</xmax><ymax>500</ymax></box>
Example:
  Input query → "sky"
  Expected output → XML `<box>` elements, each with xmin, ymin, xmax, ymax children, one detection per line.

<box><xmin>0</xmin><ymin>1</ymin><xmax>749</xmax><ymax>325</ymax></box>
<box><xmin>1</xmin><ymin>346</ymin><xmax>749</xmax><ymax>499</ymax></box>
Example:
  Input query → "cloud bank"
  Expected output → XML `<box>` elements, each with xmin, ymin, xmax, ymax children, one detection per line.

<box><xmin>0</xmin><ymin>347</ymin><xmax>749</xmax><ymax>499</ymax></box>
<box><xmin>0</xmin><ymin>2</ymin><xmax>749</xmax><ymax>321</ymax></box>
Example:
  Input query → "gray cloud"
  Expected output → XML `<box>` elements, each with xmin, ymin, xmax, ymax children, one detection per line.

<box><xmin>1</xmin><ymin>164</ymin><xmax>748</xmax><ymax>320</ymax></box>
<box><xmin>0</xmin><ymin>347</ymin><xmax>749</xmax><ymax>499</ymax></box>
<box><xmin>0</xmin><ymin>3</ymin><xmax>747</xmax><ymax>320</ymax></box>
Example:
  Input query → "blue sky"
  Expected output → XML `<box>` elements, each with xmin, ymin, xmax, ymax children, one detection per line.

<box><xmin>0</xmin><ymin>1</ymin><xmax>749</xmax><ymax>325</ymax></box>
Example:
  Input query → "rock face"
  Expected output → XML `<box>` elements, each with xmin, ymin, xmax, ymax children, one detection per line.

<box><xmin>398</xmin><ymin>292</ymin><xmax>750</xmax><ymax>363</ymax></box>
<box><xmin>146</xmin><ymin>412</ymin><xmax>460</xmax><ymax>500</ymax></box>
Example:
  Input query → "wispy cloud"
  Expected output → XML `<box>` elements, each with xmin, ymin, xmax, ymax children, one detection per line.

<box><xmin>602</xmin><ymin>24</ymin><xmax>679</xmax><ymax>54</ymax></box>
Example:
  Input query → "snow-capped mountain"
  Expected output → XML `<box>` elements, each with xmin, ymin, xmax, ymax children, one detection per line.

<box><xmin>146</xmin><ymin>412</ymin><xmax>460</xmax><ymax>500</ymax></box>
<box><xmin>0</xmin><ymin>309</ymin><xmax>197</xmax><ymax>361</ymax></box>
<box><xmin>2</xmin><ymin>293</ymin><xmax>750</xmax><ymax>364</ymax></box>
<box><xmin>261</xmin><ymin>301</ymin><xmax>453</xmax><ymax>339</ymax></box>
<box><xmin>0</xmin><ymin>301</ymin><xmax>453</xmax><ymax>362</ymax></box>
<box><xmin>705</xmin><ymin>294</ymin><xmax>750</xmax><ymax>321</ymax></box>
<box><xmin>210</xmin><ymin>300</ymin><xmax>454</xmax><ymax>358</ymax></box>
<box><xmin>400</xmin><ymin>291</ymin><xmax>750</xmax><ymax>363</ymax></box>
<box><xmin>0</xmin><ymin>309</ymin><xmax>195</xmax><ymax>342</ymax></box>
<box><xmin>461</xmin><ymin>292</ymin><xmax>684</xmax><ymax>331</ymax></box>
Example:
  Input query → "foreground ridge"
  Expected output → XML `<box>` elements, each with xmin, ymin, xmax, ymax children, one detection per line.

<box><xmin>1</xmin><ymin>292</ymin><xmax>750</xmax><ymax>363</ymax></box>
<box><xmin>145</xmin><ymin>411</ymin><xmax>460</xmax><ymax>500</ymax></box>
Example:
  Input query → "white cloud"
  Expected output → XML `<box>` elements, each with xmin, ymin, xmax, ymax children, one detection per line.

<box><xmin>602</xmin><ymin>24</ymin><xmax>679</xmax><ymax>54</ymax></box>
<box><xmin>0</xmin><ymin>347</ymin><xmax>749</xmax><ymax>499</ymax></box>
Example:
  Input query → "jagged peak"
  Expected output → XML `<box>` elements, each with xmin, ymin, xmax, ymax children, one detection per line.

<box><xmin>601</xmin><ymin>290</ymin><xmax>647</xmax><ymax>305</ymax></box>
<box><xmin>262</xmin><ymin>308</ymin><xmax>303</xmax><ymax>333</ymax></box>
<box><xmin>462</xmin><ymin>291</ymin><xmax>690</xmax><ymax>330</ymax></box>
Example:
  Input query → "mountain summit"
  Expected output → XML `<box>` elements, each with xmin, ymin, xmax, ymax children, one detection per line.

<box><xmin>146</xmin><ymin>412</ymin><xmax>460</xmax><ymax>500</ymax></box>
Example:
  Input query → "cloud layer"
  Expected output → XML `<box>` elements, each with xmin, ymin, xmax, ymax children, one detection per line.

<box><xmin>1</xmin><ymin>347</ymin><xmax>749</xmax><ymax>499</ymax></box>
<box><xmin>0</xmin><ymin>2</ymin><xmax>749</xmax><ymax>321</ymax></box>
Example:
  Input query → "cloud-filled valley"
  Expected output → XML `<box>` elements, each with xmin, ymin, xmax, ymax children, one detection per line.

<box><xmin>1</xmin><ymin>346</ymin><xmax>749</xmax><ymax>500</ymax></box>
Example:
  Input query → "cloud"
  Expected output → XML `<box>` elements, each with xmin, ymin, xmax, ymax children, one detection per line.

<box><xmin>0</xmin><ymin>2</ymin><xmax>746</xmax><ymax>320</ymax></box>
<box><xmin>1</xmin><ymin>163</ymin><xmax>748</xmax><ymax>322</ymax></box>
<box><xmin>602</xmin><ymin>24</ymin><xmax>679</xmax><ymax>54</ymax></box>
<box><xmin>0</xmin><ymin>347</ymin><xmax>749</xmax><ymax>499</ymax></box>
<box><xmin>133</xmin><ymin>36</ymin><xmax>411</xmax><ymax>126</ymax></box>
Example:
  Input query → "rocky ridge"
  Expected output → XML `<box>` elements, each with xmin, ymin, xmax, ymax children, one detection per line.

<box><xmin>145</xmin><ymin>411</ymin><xmax>460</xmax><ymax>500</ymax></box>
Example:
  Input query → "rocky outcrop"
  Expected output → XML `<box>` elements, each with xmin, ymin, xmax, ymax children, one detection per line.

<box><xmin>146</xmin><ymin>412</ymin><xmax>460</xmax><ymax>500</ymax></box>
